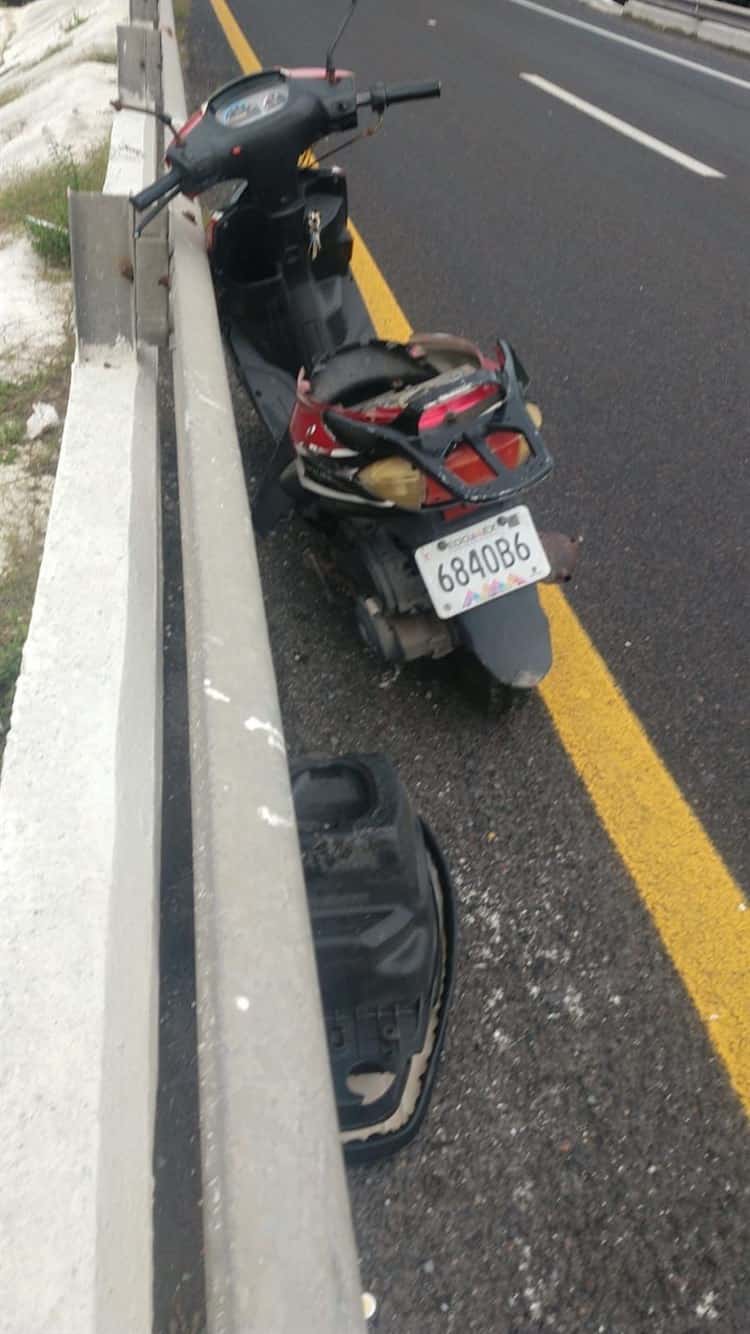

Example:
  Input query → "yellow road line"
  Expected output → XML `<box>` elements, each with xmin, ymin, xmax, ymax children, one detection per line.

<box><xmin>208</xmin><ymin>0</ymin><xmax>260</xmax><ymax>73</ymax></box>
<box><xmin>205</xmin><ymin>0</ymin><xmax>750</xmax><ymax>1111</ymax></box>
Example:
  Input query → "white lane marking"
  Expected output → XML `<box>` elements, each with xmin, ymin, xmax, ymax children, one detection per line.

<box><xmin>509</xmin><ymin>0</ymin><xmax>750</xmax><ymax>93</ymax></box>
<box><xmin>520</xmin><ymin>73</ymin><xmax>725</xmax><ymax>177</ymax></box>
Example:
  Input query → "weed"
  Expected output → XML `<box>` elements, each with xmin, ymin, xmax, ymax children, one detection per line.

<box><xmin>62</xmin><ymin>9</ymin><xmax>88</xmax><ymax>32</ymax></box>
<box><xmin>0</xmin><ymin>343</ymin><xmax>72</xmax><ymax>415</ymax></box>
<box><xmin>24</xmin><ymin>215</ymin><xmax>70</xmax><ymax>266</ymax></box>
<box><xmin>0</xmin><ymin>417</ymin><xmax>24</xmax><ymax>464</ymax></box>
<box><xmin>0</xmin><ymin>345</ymin><xmax>73</xmax><ymax>764</ymax></box>
<box><xmin>0</xmin><ymin>340</ymin><xmax>72</xmax><ymax>467</ymax></box>
<box><xmin>0</xmin><ymin>526</ymin><xmax>43</xmax><ymax>767</ymax></box>
<box><xmin>0</xmin><ymin>138</ymin><xmax>109</xmax><ymax>268</ymax></box>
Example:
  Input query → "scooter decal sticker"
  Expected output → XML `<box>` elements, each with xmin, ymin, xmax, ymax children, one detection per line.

<box><xmin>463</xmin><ymin>590</ymin><xmax>482</xmax><ymax>609</ymax></box>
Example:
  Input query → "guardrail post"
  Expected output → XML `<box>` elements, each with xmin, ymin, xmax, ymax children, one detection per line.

<box><xmin>72</xmin><ymin>18</ymin><xmax>169</xmax><ymax>348</ymax></box>
<box><xmin>130</xmin><ymin>0</ymin><xmax>159</xmax><ymax>27</ymax></box>
<box><xmin>69</xmin><ymin>193</ymin><xmax>135</xmax><ymax>350</ymax></box>
<box><xmin>117</xmin><ymin>24</ymin><xmax>162</xmax><ymax>108</ymax></box>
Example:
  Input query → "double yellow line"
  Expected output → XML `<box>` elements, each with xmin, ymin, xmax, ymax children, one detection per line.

<box><xmin>206</xmin><ymin>0</ymin><xmax>750</xmax><ymax>1112</ymax></box>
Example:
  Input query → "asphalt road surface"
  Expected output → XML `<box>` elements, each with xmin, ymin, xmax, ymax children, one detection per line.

<box><xmin>160</xmin><ymin>2</ymin><xmax>750</xmax><ymax>1330</ymax></box>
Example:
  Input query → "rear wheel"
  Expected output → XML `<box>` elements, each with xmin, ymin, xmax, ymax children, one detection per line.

<box><xmin>457</xmin><ymin>651</ymin><xmax>534</xmax><ymax>719</ymax></box>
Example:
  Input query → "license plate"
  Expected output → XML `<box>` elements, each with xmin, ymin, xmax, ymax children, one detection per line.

<box><xmin>414</xmin><ymin>506</ymin><xmax>550</xmax><ymax>620</ymax></box>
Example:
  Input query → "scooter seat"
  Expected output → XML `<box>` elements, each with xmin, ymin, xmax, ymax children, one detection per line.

<box><xmin>310</xmin><ymin>342</ymin><xmax>432</xmax><ymax>407</ymax></box>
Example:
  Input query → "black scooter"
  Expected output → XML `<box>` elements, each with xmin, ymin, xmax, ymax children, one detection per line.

<box><xmin>131</xmin><ymin>2</ymin><xmax>578</xmax><ymax>699</ymax></box>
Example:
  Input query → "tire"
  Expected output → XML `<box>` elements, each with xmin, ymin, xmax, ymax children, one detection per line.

<box><xmin>457</xmin><ymin>651</ymin><xmax>534</xmax><ymax>719</ymax></box>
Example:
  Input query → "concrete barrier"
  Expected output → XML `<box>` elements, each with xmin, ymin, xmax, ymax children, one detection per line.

<box><xmin>161</xmin><ymin>2</ymin><xmax>366</xmax><ymax>1328</ymax></box>
<box><xmin>0</xmin><ymin>43</ymin><xmax>161</xmax><ymax>1334</ymax></box>
<box><xmin>0</xmin><ymin>0</ymin><xmax>365</xmax><ymax>1329</ymax></box>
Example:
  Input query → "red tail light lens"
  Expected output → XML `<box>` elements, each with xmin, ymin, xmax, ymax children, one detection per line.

<box><xmin>424</xmin><ymin>430</ymin><xmax>530</xmax><ymax>506</ymax></box>
<box><xmin>417</xmin><ymin>383</ymin><xmax>497</xmax><ymax>432</ymax></box>
<box><xmin>486</xmin><ymin>431</ymin><xmax>531</xmax><ymax>468</ymax></box>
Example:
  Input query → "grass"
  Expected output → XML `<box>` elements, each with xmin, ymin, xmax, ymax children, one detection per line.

<box><xmin>0</xmin><ymin>341</ymin><xmax>72</xmax><ymax>470</ymax></box>
<box><xmin>0</xmin><ymin>527</ymin><xmax>43</xmax><ymax>766</ymax></box>
<box><xmin>0</xmin><ymin>116</ymin><xmax>105</xmax><ymax>770</ymax></box>
<box><xmin>0</xmin><ymin>138</ymin><xmax>109</xmax><ymax>267</ymax></box>
<box><xmin>87</xmin><ymin>48</ymin><xmax>117</xmax><ymax>63</ymax></box>
<box><xmin>0</xmin><ymin>416</ymin><xmax>24</xmax><ymax>465</ymax></box>
<box><xmin>0</xmin><ymin>344</ymin><xmax>73</xmax><ymax>767</ymax></box>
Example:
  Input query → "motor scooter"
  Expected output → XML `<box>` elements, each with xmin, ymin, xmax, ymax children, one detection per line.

<box><xmin>130</xmin><ymin>1</ymin><xmax>579</xmax><ymax>698</ymax></box>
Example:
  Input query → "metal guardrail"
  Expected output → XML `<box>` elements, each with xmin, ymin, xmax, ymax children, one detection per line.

<box><xmin>160</xmin><ymin>2</ymin><xmax>366</xmax><ymax>1331</ymax></box>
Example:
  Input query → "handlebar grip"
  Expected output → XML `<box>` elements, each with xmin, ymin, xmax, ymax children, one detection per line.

<box><xmin>365</xmin><ymin>79</ymin><xmax>441</xmax><ymax>113</ymax></box>
<box><xmin>131</xmin><ymin>164</ymin><xmax>182</xmax><ymax>212</ymax></box>
<box><xmin>384</xmin><ymin>80</ymin><xmax>441</xmax><ymax>105</ymax></box>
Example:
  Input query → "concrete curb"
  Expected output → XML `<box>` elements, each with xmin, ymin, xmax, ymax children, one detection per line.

<box><xmin>697</xmin><ymin>15</ymin><xmax>750</xmax><ymax>47</ymax></box>
<box><xmin>0</xmin><ymin>353</ymin><xmax>161</xmax><ymax>1334</ymax></box>
<box><xmin>624</xmin><ymin>0</ymin><xmax>698</xmax><ymax>34</ymax></box>
<box><xmin>615</xmin><ymin>0</ymin><xmax>750</xmax><ymax>54</ymax></box>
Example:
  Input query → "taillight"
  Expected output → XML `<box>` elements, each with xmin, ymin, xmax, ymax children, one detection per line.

<box><xmin>486</xmin><ymin>430</ymin><xmax>531</xmax><ymax>468</ymax></box>
<box><xmin>358</xmin><ymin>457</ymin><xmax>426</xmax><ymax>510</ymax></box>
<box><xmin>418</xmin><ymin>383</ymin><xmax>497</xmax><ymax>431</ymax></box>
<box><xmin>424</xmin><ymin>430</ymin><xmax>530</xmax><ymax>506</ymax></box>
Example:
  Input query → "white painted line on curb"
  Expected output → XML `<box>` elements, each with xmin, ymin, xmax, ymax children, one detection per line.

<box><xmin>520</xmin><ymin>72</ymin><xmax>726</xmax><ymax>177</ymax></box>
<box><xmin>509</xmin><ymin>0</ymin><xmax>750</xmax><ymax>93</ymax></box>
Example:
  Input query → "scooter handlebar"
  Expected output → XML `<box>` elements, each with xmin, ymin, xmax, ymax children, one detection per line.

<box><xmin>131</xmin><ymin>164</ymin><xmax>183</xmax><ymax>212</ymax></box>
<box><xmin>359</xmin><ymin>80</ymin><xmax>441</xmax><ymax>114</ymax></box>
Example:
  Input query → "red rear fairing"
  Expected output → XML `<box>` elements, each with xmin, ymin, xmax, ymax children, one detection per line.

<box><xmin>290</xmin><ymin>345</ymin><xmax>529</xmax><ymax>511</ymax></box>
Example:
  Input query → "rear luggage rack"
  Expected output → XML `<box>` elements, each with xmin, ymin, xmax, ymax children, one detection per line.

<box><xmin>325</xmin><ymin>341</ymin><xmax>553</xmax><ymax>505</ymax></box>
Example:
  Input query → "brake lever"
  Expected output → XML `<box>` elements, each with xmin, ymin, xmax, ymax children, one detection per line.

<box><xmin>133</xmin><ymin>185</ymin><xmax>182</xmax><ymax>238</ymax></box>
<box><xmin>315</xmin><ymin>112</ymin><xmax>383</xmax><ymax>164</ymax></box>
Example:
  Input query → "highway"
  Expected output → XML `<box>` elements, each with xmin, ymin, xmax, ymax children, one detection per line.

<box><xmin>165</xmin><ymin>1</ymin><xmax>750</xmax><ymax>1328</ymax></box>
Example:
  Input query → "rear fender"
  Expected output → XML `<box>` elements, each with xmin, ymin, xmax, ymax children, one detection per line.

<box><xmin>456</xmin><ymin>584</ymin><xmax>552</xmax><ymax>687</ymax></box>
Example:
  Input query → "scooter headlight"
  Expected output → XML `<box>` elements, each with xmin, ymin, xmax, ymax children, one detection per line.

<box><xmin>358</xmin><ymin>456</ymin><xmax>426</xmax><ymax>510</ymax></box>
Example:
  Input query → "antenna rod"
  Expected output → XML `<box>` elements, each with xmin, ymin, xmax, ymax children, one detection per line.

<box><xmin>325</xmin><ymin>0</ymin><xmax>357</xmax><ymax>83</ymax></box>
